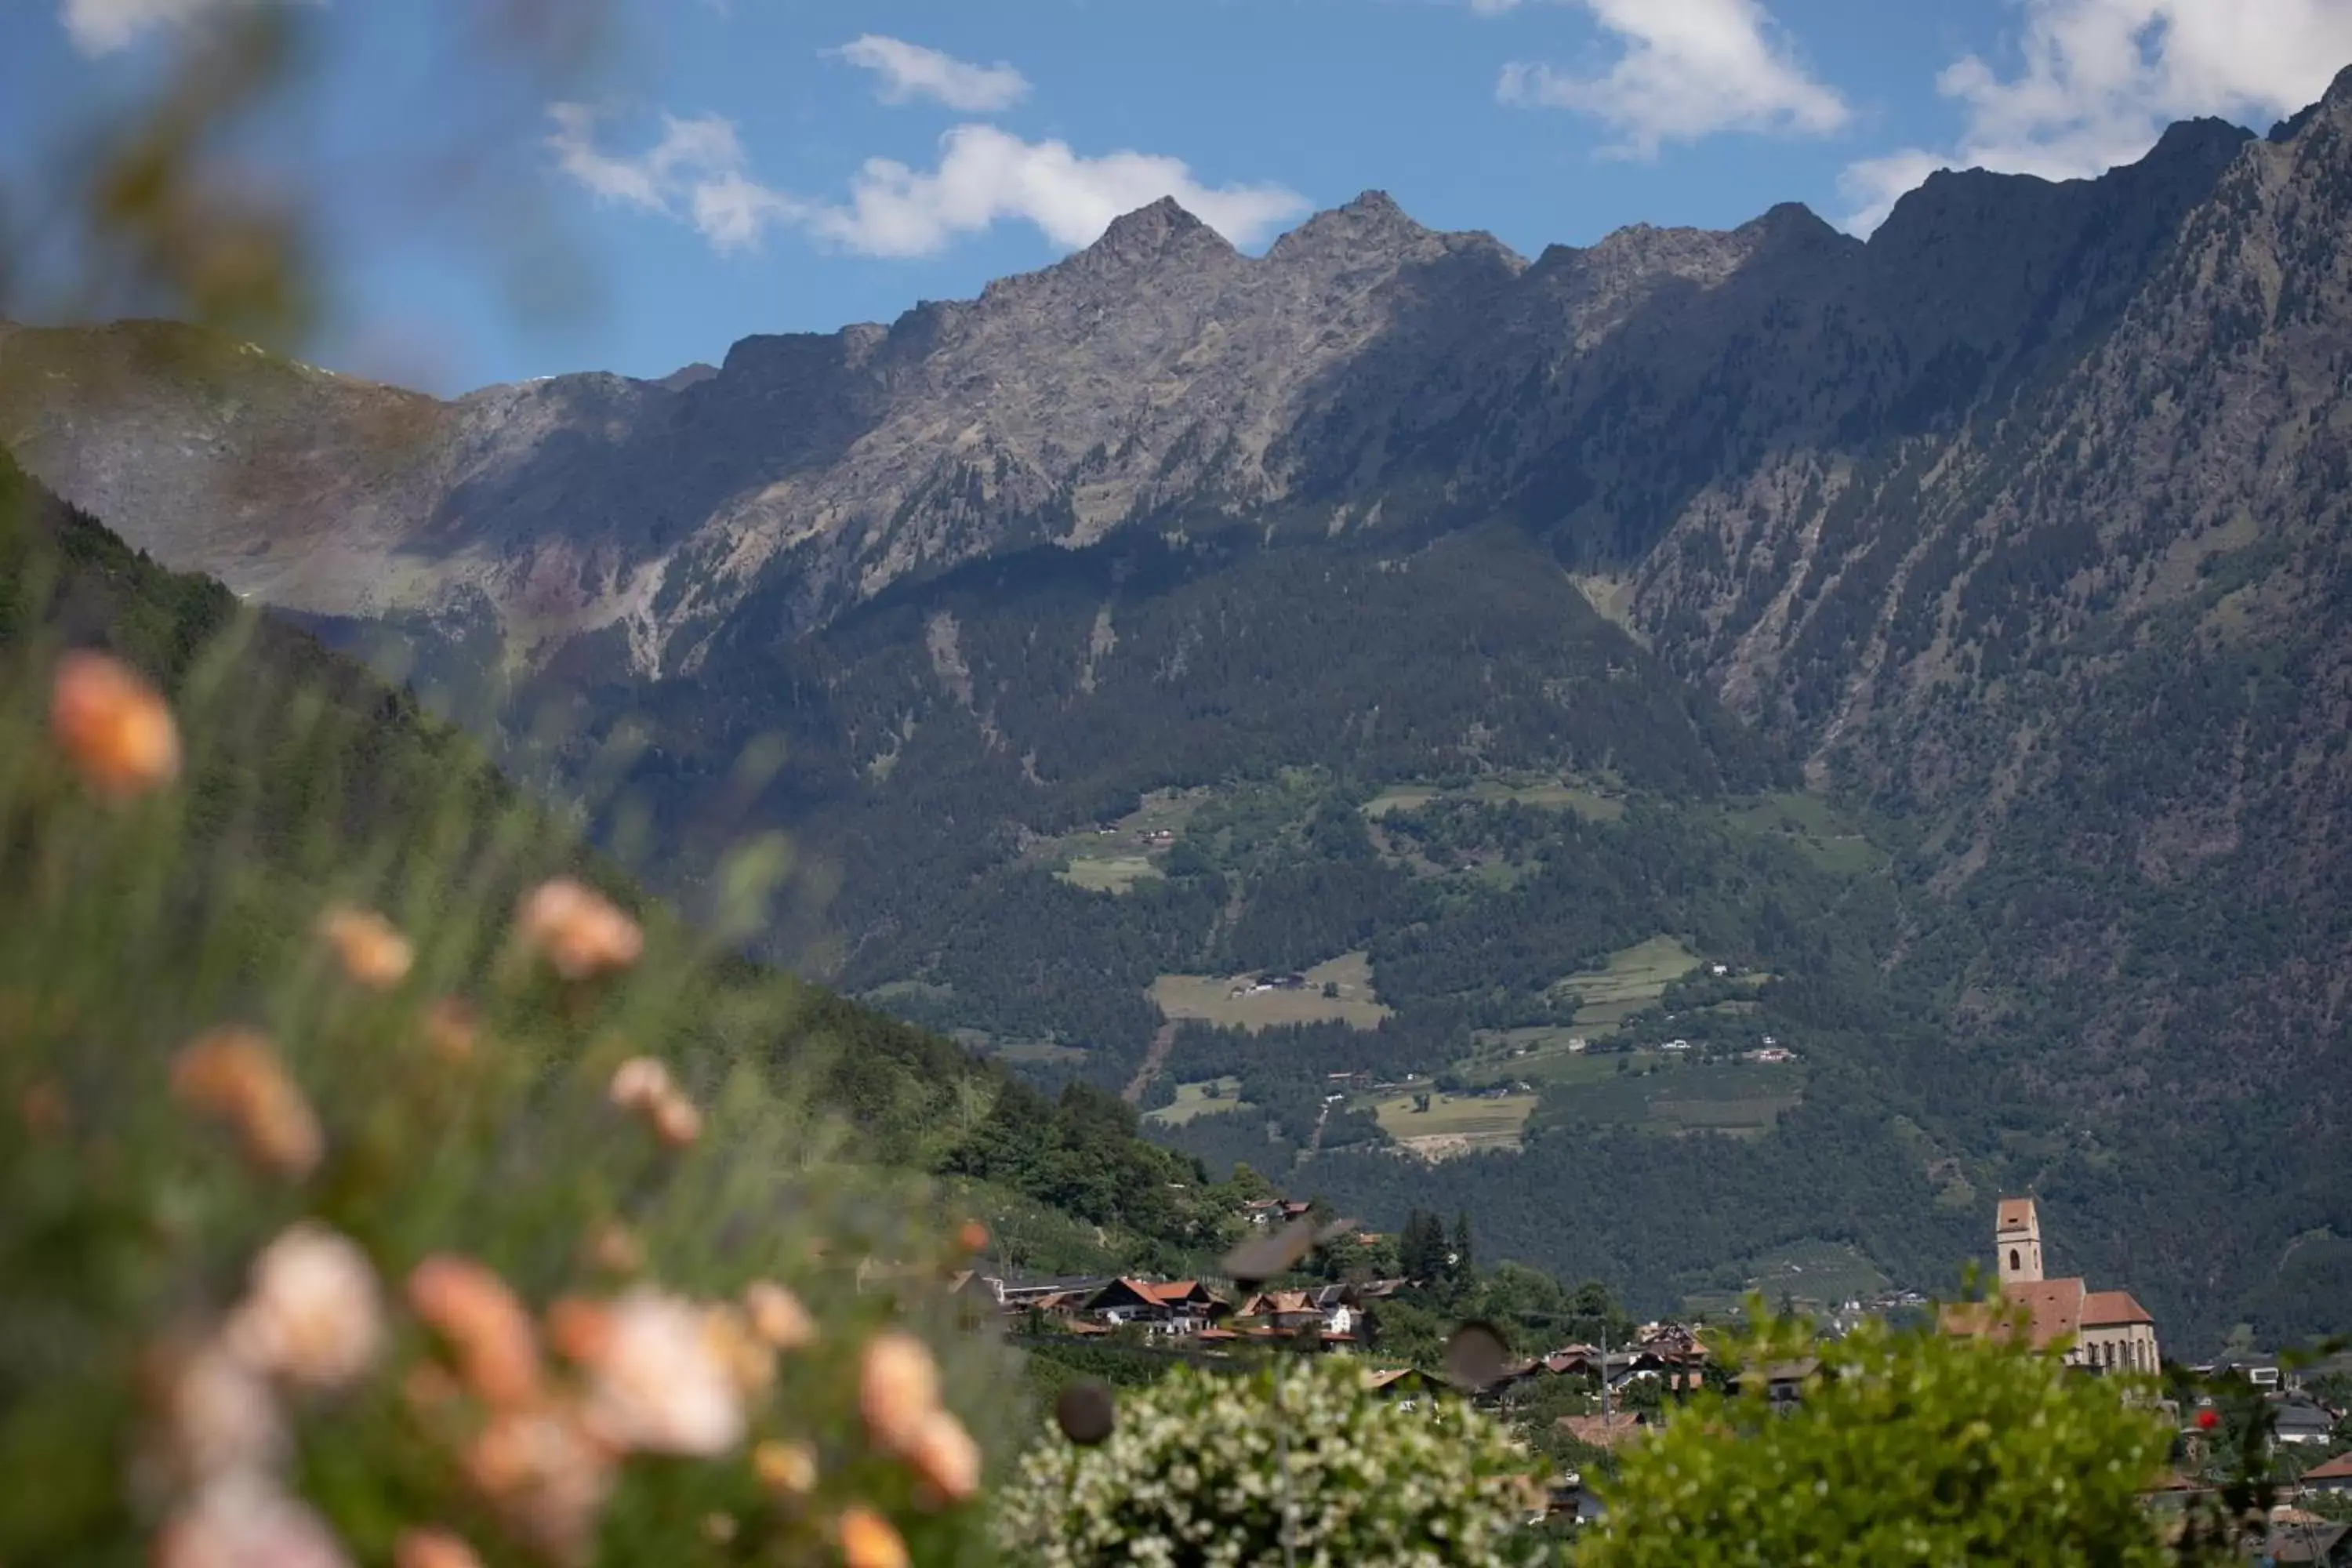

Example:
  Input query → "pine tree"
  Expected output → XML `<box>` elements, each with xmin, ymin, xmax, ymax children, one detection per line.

<box><xmin>1399</xmin><ymin>1208</ymin><xmax>1446</xmax><ymax>1283</ymax></box>
<box><xmin>1451</xmin><ymin>1210</ymin><xmax>1475</xmax><ymax>1281</ymax></box>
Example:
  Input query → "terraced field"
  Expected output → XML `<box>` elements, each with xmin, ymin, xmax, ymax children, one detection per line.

<box><xmin>1366</xmin><ymin>1087</ymin><xmax>1540</xmax><ymax>1160</ymax></box>
<box><xmin>1361</xmin><ymin>774</ymin><xmax>1625</xmax><ymax>823</ymax></box>
<box><xmin>1150</xmin><ymin>951</ymin><xmax>1390</xmax><ymax>1032</ymax></box>
<box><xmin>1532</xmin><ymin>1057</ymin><xmax>1803</xmax><ymax>1138</ymax></box>
<box><xmin>1144</xmin><ymin>1077</ymin><xmax>1258</xmax><ymax>1126</ymax></box>
<box><xmin>1034</xmin><ymin>786</ymin><xmax>1211</xmax><ymax>894</ymax></box>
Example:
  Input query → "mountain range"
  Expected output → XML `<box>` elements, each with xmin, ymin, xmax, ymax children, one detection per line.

<box><xmin>10</xmin><ymin>67</ymin><xmax>2352</xmax><ymax>1348</ymax></box>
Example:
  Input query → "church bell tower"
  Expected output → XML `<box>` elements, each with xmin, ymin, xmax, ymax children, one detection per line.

<box><xmin>1995</xmin><ymin>1197</ymin><xmax>2043</xmax><ymax>1287</ymax></box>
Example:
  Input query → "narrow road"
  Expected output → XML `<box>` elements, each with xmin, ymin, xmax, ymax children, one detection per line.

<box><xmin>1123</xmin><ymin>1021</ymin><xmax>1178</xmax><ymax>1105</ymax></box>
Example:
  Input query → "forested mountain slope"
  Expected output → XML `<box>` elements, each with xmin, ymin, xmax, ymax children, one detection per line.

<box><xmin>12</xmin><ymin>71</ymin><xmax>2352</xmax><ymax>1348</ymax></box>
<box><xmin>0</xmin><ymin>449</ymin><xmax>1236</xmax><ymax>1281</ymax></box>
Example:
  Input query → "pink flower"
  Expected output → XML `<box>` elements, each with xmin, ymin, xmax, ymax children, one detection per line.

<box><xmin>462</xmin><ymin>1404</ymin><xmax>613</xmax><ymax>1566</ymax></box>
<box><xmin>224</xmin><ymin>1223</ymin><xmax>383</xmax><ymax>1392</ymax></box>
<box><xmin>518</xmin><ymin>880</ymin><xmax>642</xmax><ymax>982</ymax></box>
<box><xmin>607</xmin><ymin>1058</ymin><xmax>671</xmax><ymax>1112</ymax></box>
<box><xmin>146</xmin><ymin>1338</ymin><xmax>288</xmax><ymax>1488</ymax></box>
<box><xmin>154</xmin><ymin>1475</ymin><xmax>351</xmax><ymax>1568</ymax></box>
<box><xmin>575</xmin><ymin>1288</ymin><xmax>746</xmax><ymax>1457</ymax></box>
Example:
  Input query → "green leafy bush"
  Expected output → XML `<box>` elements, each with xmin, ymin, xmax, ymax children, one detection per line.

<box><xmin>1580</xmin><ymin>1304</ymin><xmax>2177</xmax><ymax>1566</ymax></box>
<box><xmin>996</xmin><ymin>1356</ymin><xmax>1545</xmax><ymax>1567</ymax></box>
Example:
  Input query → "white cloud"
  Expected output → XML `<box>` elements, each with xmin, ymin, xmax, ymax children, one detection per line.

<box><xmin>806</xmin><ymin>125</ymin><xmax>1308</xmax><ymax>256</ymax></box>
<box><xmin>546</xmin><ymin>104</ymin><xmax>804</xmax><ymax>254</ymax></box>
<box><xmin>831</xmin><ymin>34</ymin><xmax>1031</xmax><ymax>113</ymax></box>
<box><xmin>546</xmin><ymin>109</ymin><xmax>1307</xmax><ymax>260</ymax></box>
<box><xmin>1497</xmin><ymin>0</ymin><xmax>1850</xmax><ymax>157</ymax></box>
<box><xmin>1837</xmin><ymin>0</ymin><xmax>2352</xmax><ymax>234</ymax></box>
<box><xmin>58</xmin><ymin>0</ymin><xmax>291</xmax><ymax>54</ymax></box>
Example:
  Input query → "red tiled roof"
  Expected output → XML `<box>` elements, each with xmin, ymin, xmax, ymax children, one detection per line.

<box><xmin>2081</xmin><ymin>1290</ymin><xmax>2153</xmax><ymax>1327</ymax></box>
<box><xmin>2003</xmin><ymin>1278</ymin><xmax>2086</xmax><ymax>1348</ymax></box>
<box><xmin>2302</xmin><ymin>1452</ymin><xmax>2352</xmax><ymax>1482</ymax></box>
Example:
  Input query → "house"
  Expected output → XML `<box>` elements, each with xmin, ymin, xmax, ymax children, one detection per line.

<box><xmin>1730</xmin><ymin>1357</ymin><xmax>1820</xmax><ymax>1407</ymax></box>
<box><xmin>1363</xmin><ymin>1366</ymin><xmax>1439</xmax><ymax>1399</ymax></box>
<box><xmin>2199</xmin><ymin>1354</ymin><xmax>2285</xmax><ymax>1391</ymax></box>
<box><xmin>2270</xmin><ymin>1516</ymin><xmax>2352</xmax><ymax>1565</ymax></box>
<box><xmin>2299</xmin><ymin>1452</ymin><xmax>2352</xmax><ymax>1495</ymax></box>
<box><xmin>1236</xmin><ymin>1283</ymin><xmax>1367</xmax><ymax>1343</ymax></box>
<box><xmin>1941</xmin><ymin>1198</ymin><xmax>2161</xmax><ymax>1373</ymax></box>
<box><xmin>2274</xmin><ymin>1398</ymin><xmax>2339</xmax><ymax>1446</ymax></box>
<box><xmin>996</xmin><ymin>1275</ymin><xmax>1109</xmax><ymax>1309</ymax></box>
<box><xmin>1082</xmin><ymin>1278</ymin><xmax>1228</xmax><ymax>1335</ymax></box>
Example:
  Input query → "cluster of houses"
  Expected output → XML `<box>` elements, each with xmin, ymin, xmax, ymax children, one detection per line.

<box><xmin>955</xmin><ymin>1267</ymin><xmax>1411</xmax><ymax>1350</ymax></box>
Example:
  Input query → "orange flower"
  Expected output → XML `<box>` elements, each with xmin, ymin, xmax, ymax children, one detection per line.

<box><xmin>462</xmin><ymin>1404</ymin><xmax>612</xmax><ymax>1566</ymax></box>
<box><xmin>858</xmin><ymin>1333</ymin><xmax>939</xmax><ymax>1456</ymax></box>
<box><xmin>423</xmin><ymin>998</ymin><xmax>479</xmax><ymax>1064</ymax></box>
<box><xmin>171</xmin><ymin>1029</ymin><xmax>323</xmax><ymax>1180</ymax></box>
<box><xmin>393</xmin><ymin>1527</ymin><xmax>484</xmax><ymax>1568</ymax></box>
<box><xmin>49</xmin><ymin>649</ymin><xmax>180</xmax><ymax>800</ymax></box>
<box><xmin>406</xmin><ymin>1256</ymin><xmax>542</xmax><ymax>1408</ymax></box>
<box><xmin>543</xmin><ymin>1297</ymin><xmax>614</xmax><ymax>1367</ymax></box>
<box><xmin>905</xmin><ymin>1407</ymin><xmax>980</xmax><ymax>1508</ymax></box>
<box><xmin>837</xmin><ymin>1505</ymin><xmax>909</xmax><ymax>1568</ymax></box>
<box><xmin>956</xmin><ymin>1219</ymin><xmax>990</xmax><ymax>1256</ymax></box>
<box><xmin>753</xmin><ymin>1438</ymin><xmax>818</xmax><ymax>1496</ymax></box>
<box><xmin>223</xmin><ymin>1222</ymin><xmax>383</xmax><ymax>1392</ymax></box>
<box><xmin>518</xmin><ymin>879</ymin><xmax>642</xmax><ymax>982</ymax></box>
<box><xmin>743</xmin><ymin>1280</ymin><xmax>816</xmax><ymax>1352</ymax></box>
<box><xmin>316</xmin><ymin>905</ymin><xmax>413</xmax><ymax>991</ymax></box>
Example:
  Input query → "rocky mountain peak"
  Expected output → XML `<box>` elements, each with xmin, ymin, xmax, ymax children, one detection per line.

<box><xmin>1083</xmin><ymin>195</ymin><xmax>1230</xmax><ymax>265</ymax></box>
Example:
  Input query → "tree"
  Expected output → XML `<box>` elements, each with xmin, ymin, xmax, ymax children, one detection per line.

<box><xmin>1581</xmin><ymin>1301</ymin><xmax>2176</xmax><ymax>1566</ymax></box>
<box><xmin>1452</xmin><ymin>1209</ymin><xmax>1476</xmax><ymax>1280</ymax></box>
<box><xmin>1399</xmin><ymin>1208</ymin><xmax>1449</xmax><ymax>1283</ymax></box>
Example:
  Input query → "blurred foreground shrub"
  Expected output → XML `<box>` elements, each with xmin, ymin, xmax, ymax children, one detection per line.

<box><xmin>996</xmin><ymin>1356</ymin><xmax>1546</xmax><ymax>1567</ymax></box>
<box><xmin>0</xmin><ymin>593</ymin><xmax>1015</xmax><ymax>1565</ymax></box>
<box><xmin>1578</xmin><ymin>1302</ymin><xmax>2180</xmax><ymax>1566</ymax></box>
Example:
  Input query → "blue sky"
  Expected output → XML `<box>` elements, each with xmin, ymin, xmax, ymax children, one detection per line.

<box><xmin>10</xmin><ymin>0</ymin><xmax>2352</xmax><ymax>392</ymax></box>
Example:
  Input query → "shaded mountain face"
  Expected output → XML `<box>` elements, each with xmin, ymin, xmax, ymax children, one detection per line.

<box><xmin>12</xmin><ymin>71</ymin><xmax>2352</xmax><ymax>1346</ymax></box>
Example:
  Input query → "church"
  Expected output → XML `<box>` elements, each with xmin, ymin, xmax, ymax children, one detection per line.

<box><xmin>1944</xmin><ymin>1197</ymin><xmax>2161</xmax><ymax>1374</ymax></box>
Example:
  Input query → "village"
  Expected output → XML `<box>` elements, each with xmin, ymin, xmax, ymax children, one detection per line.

<box><xmin>946</xmin><ymin>1192</ymin><xmax>2352</xmax><ymax>1541</ymax></box>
